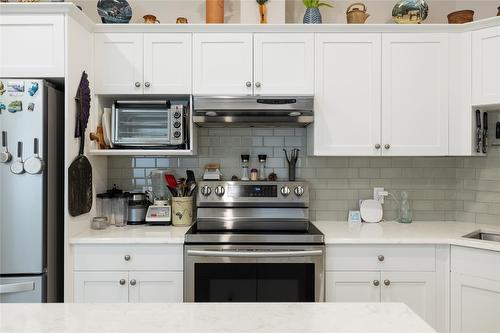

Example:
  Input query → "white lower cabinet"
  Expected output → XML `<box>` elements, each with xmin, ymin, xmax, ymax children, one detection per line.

<box><xmin>451</xmin><ymin>246</ymin><xmax>500</xmax><ymax>333</ymax></box>
<box><xmin>73</xmin><ymin>244</ymin><xmax>183</xmax><ymax>303</ymax></box>
<box><xmin>74</xmin><ymin>271</ymin><xmax>129</xmax><ymax>303</ymax></box>
<box><xmin>327</xmin><ymin>271</ymin><xmax>381</xmax><ymax>302</ymax></box>
<box><xmin>325</xmin><ymin>244</ymin><xmax>441</xmax><ymax>331</ymax></box>
<box><xmin>128</xmin><ymin>271</ymin><xmax>183</xmax><ymax>303</ymax></box>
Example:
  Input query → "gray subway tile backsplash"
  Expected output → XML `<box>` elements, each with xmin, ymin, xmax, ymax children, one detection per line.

<box><xmin>107</xmin><ymin>128</ymin><xmax>500</xmax><ymax>225</ymax></box>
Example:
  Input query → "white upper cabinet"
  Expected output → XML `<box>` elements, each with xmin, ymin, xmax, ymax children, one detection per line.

<box><xmin>253</xmin><ymin>33</ymin><xmax>314</xmax><ymax>95</ymax></box>
<box><xmin>312</xmin><ymin>33</ymin><xmax>382</xmax><ymax>156</ymax></box>
<box><xmin>193</xmin><ymin>33</ymin><xmax>253</xmax><ymax>95</ymax></box>
<box><xmin>95</xmin><ymin>33</ymin><xmax>143</xmax><ymax>94</ymax></box>
<box><xmin>472</xmin><ymin>26</ymin><xmax>500</xmax><ymax>106</ymax></box>
<box><xmin>381</xmin><ymin>33</ymin><xmax>449</xmax><ymax>156</ymax></box>
<box><xmin>95</xmin><ymin>33</ymin><xmax>192</xmax><ymax>94</ymax></box>
<box><xmin>143</xmin><ymin>34</ymin><xmax>192</xmax><ymax>94</ymax></box>
<box><xmin>0</xmin><ymin>14</ymin><xmax>64</xmax><ymax>77</ymax></box>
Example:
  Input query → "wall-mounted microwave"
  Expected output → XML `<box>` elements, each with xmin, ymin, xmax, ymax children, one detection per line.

<box><xmin>111</xmin><ymin>100</ymin><xmax>186</xmax><ymax>148</ymax></box>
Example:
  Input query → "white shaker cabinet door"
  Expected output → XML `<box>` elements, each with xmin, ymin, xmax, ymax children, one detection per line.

<box><xmin>472</xmin><ymin>26</ymin><xmax>500</xmax><ymax>106</ymax></box>
<box><xmin>253</xmin><ymin>33</ymin><xmax>314</xmax><ymax>95</ymax></box>
<box><xmin>326</xmin><ymin>271</ymin><xmax>381</xmax><ymax>303</ymax></box>
<box><xmin>143</xmin><ymin>33</ymin><xmax>192</xmax><ymax>94</ymax></box>
<box><xmin>312</xmin><ymin>33</ymin><xmax>382</xmax><ymax>156</ymax></box>
<box><xmin>0</xmin><ymin>14</ymin><xmax>64</xmax><ymax>77</ymax></box>
<box><xmin>193</xmin><ymin>33</ymin><xmax>253</xmax><ymax>95</ymax></box>
<box><xmin>128</xmin><ymin>271</ymin><xmax>183</xmax><ymax>303</ymax></box>
<box><xmin>74</xmin><ymin>271</ymin><xmax>129</xmax><ymax>303</ymax></box>
<box><xmin>451</xmin><ymin>273</ymin><xmax>500</xmax><ymax>333</ymax></box>
<box><xmin>381</xmin><ymin>33</ymin><xmax>449</xmax><ymax>156</ymax></box>
<box><xmin>380</xmin><ymin>271</ymin><xmax>436</xmax><ymax>329</ymax></box>
<box><xmin>94</xmin><ymin>33</ymin><xmax>143</xmax><ymax>94</ymax></box>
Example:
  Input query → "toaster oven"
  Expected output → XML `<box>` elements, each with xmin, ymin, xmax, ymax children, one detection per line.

<box><xmin>111</xmin><ymin>100</ymin><xmax>186</xmax><ymax>147</ymax></box>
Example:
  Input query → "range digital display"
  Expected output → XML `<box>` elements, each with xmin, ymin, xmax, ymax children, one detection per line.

<box><xmin>228</xmin><ymin>185</ymin><xmax>278</xmax><ymax>198</ymax></box>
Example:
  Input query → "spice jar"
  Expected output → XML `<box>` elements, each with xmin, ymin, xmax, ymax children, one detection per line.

<box><xmin>250</xmin><ymin>168</ymin><xmax>258</xmax><ymax>181</ymax></box>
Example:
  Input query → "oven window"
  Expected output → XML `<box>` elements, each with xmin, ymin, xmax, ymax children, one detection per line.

<box><xmin>194</xmin><ymin>263</ymin><xmax>315</xmax><ymax>302</ymax></box>
<box><xmin>116</xmin><ymin>108</ymin><xmax>169</xmax><ymax>143</ymax></box>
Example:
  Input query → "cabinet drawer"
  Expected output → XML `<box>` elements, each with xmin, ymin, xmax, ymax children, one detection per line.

<box><xmin>326</xmin><ymin>244</ymin><xmax>436</xmax><ymax>272</ymax></box>
<box><xmin>451</xmin><ymin>246</ymin><xmax>500</xmax><ymax>281</ymax></box>
<box><xmin>74</xmin><ymin>244</ymin><xmax>183</xmax><ymax>271</ymax></box>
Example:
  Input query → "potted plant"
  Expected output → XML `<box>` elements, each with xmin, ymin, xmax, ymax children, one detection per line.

<box><xmin>302</xmin><ymin>0</ymin><xmax>333</xmax><ymax>24</ymax></box>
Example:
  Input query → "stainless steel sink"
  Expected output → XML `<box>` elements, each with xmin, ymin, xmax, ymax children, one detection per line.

<box><xmin>463</xmin><ymin>230</ymin><xmax>500</xmax><ymax>242</ymax></box>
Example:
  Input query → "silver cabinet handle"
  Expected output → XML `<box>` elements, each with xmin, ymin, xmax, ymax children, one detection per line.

<box><xmin>124</xmin><ymin>255</ymin><xmax>131</xmax><ymax>261</ymax></box>
<box><xmin>134</xmin><ymin>82</ymin><xmax>141</xmax><ymax>87</ymax></box>
<box><xmin>130</xmin><ymin>279</ymin><xmax>137</xmax><ymax>286</ymax></box>
<box><xmin>144</xmin><ymin>82</ymin><xmax>151</xmax><ymax>88</ymax></box>
<box><xmin>384</xmin><ymin>279</ymin><xmax>391</xmax><ymax>286</ymax></box>
<box><xmin>119</xmin><ymin>279</ymin><xmax>126</xmax><ymax>285</ymax></box>
<box><xmin>373</xmin><ymin>280</ymin><xmax>380</xmax><ymax>287</ymax></box>
<box><xmin>255</xmin><ymin>82</ymin><xmax>261</xmax><ymax>88</ymax></box>
<box><xmin>378</xmin><ymin>255</ymin><xmax>384</xmax><ymax>262</ymax></box>
<box><xmin>245</xmin><ymin>81</ymin><xmax>252</xmax><ymax>87</ymax></box>
<box><xmin>187</xmin><ymin>249</ymin><xmax>323</xmax><ymax>258</ymax></box>
<box><xmin>0</xmin><ymin>282</ymin><xmax>35</xmax><ymax>294</ymax></box>
<box><xmin>384</xmin><ymin>144</ymin><xmax>391</xmax><ymax>149</ymax></box>
<box><xmin>375</xmin><ymin>144</ymin><xmax>381</xmax><ymax>149</ymax></box>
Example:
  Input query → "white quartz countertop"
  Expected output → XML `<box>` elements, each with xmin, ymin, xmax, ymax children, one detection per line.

<box><xmin>0</xmin><ymin>302</ymin><xmax>435</xmax><ymax>333</ymax></box>
<box><xmin>70</xmin><ymin>225</ymin><xmax>189</xmax><ymax>244</ymax></box>
<box><xmin>314</xmin><ymin>221</ymin><xmax>500</xmax><ymax>252</ymax></box>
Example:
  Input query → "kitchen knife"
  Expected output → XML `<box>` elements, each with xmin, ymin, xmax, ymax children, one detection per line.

<box><xmin>476</xmin><ymin>110</ymin><xmax>482</xmax><ymax>153</ymax></box>
<box><xmin>483</xmin><ymin>112</ymin><xmax>488</xmax><ymax>154</ymax></box>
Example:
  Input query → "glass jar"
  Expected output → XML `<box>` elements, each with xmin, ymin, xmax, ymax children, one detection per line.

<box><xmin>241</xmin><ymin>154</ymin><xmax>250</xmax><ymax>181</ymax></box>
<box><xmin>258</xmin><ymin>154</ymin><xmax>267</xmax><ymax>181</ymax></box>
<box><xmin>91</xmin><ymin>217</ymin><xmax>108</xmax><ymax>230</ymax></box>
<box><xmin>113</xmin><ymin>194</ymin><xmax>129</xmax><ymax>227</ymax></box>
<box><xmin>250</xmin><ymin>168</ymin><xmax>258</xmax><ymax>181</ymax></box>
<box><xmin>399</xmin><ymin>191</ymin><xmax>413</xmax><ymax>223</ymax></box>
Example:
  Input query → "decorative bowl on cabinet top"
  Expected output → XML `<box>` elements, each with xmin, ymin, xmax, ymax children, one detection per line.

<box><xmin>97</xmin><ymin>0</ymin><xmax>132</xmax><ymax>24</ymax></box>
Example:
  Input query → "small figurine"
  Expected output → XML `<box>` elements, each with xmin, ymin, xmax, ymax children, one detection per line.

<box><xmin>28</xmin><ymin>82</ymin><xmax>39</xmax><ymax>96</ymax></box>
<box><xmin>7</xmin><ymin>101</ymin><xmax>22</xmax><ymax>113</ymax></box>
<box><xmin>0</xmin><ymin>81</ymin><xmax>5</xmax><ymax>95</ymax></box>
<box><xmin>176</xmin><ymin>17</ymin><xmax>188</xmax><ymax>24</ymax></box>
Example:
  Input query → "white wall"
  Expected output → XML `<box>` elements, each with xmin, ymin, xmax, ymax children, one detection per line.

<box><xmin>72</xmin><ymin>0</ymin><xmax>499</xmax><ymax>24</ymax></box>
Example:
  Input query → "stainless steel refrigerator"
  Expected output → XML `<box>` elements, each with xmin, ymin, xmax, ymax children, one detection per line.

<box><xmin>0</xmin><ymin>79</ymin><xmax>64</xmax><ymax>302</ymax></box>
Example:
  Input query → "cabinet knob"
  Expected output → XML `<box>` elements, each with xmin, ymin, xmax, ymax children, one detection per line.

<box><xmin>144</xmin><ymin>82</ymin><xmax>151</xmax><ymax>88</ymax></box>
<box><xmin>384</xmin><ymin>144</ymin><xmax>391</xmax><ymax>150</ymax></box>
<box><xmin>119</xmin><ymin>279</ymin><xmax>126</xmax><ymax>285</ymax></box>
<box><xmin>375</xmin><ymin>144</ymin><xmax>381</xmax><ymax>149</ymax></box>
<box><xmin>384</xmin><ymin>279</ymin><xmax>391</xmax><ymax>286</ymax></box>
<box><xmin>245</xmin><ymin>81</ymin><xmax>252</xmax><ymax>87</ymax></box>
<box><xmin>124</xmin><ymin>254</ymin><xmax>131</xmax><ymax>261</ymax></box>
<box><xmin>378</xmin><ymin>255</ymin><xmax>384</xmax><ymax>262</ymax></box>
<box><xmin>134</xmin><ymin>82</ymin><xmax>141</xmax><ymax>88</ymax></box>
<box><xmin>255</xmin><ymin>82</ymin><xmax>261</xmax><ymax>88</ymax></box>
<box><xmin>130</xmin><ymin>279</ymin><xmax>137</xmax><ymax>286</ymax></box>
<box><xmin>373</xmin><ymin>280</ymin><xmax>380</xmax><ymax>287</ymax></box>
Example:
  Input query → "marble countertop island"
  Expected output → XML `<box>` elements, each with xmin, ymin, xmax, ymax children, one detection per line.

<box><xmin>0</xmin><ymin>302</ymin><xmax>435</xmax><ymax>333</ymax></box>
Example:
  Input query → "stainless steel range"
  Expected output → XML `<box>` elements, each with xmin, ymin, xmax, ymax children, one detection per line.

<box><xmin>184</xmin><ymin>181</ymin><xmax>325</xmax><ymax>302</ymax></box>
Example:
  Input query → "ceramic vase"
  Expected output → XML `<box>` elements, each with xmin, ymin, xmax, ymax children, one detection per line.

<box><xmin>392</xmin><ymin>0</ymin><xmax>428</xmax><ymax>24</ymax></box>
<box><xmin>303</xmin><ymin>8</ymin><xmax>322</xmax><ymax>24</ymax></box>
<box><xmin>206</xmin><ymin>0</ymin><xmax>224</xmax><ymax>23</ymax></box>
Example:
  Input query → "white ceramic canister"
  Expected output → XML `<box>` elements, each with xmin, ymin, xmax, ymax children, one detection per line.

<box><xmin>172</xmin><ymin>196</ymin><xmax>193</xmax><ymax>226</ymax></box>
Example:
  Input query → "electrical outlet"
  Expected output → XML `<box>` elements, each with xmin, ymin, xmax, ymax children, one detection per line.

<box><xmin>374</xmin><ymin>187</ymin><xmax>385</xmax><ymax>203</ymax></box>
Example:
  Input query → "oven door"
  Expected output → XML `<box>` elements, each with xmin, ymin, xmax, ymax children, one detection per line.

<box><xmin>184</xmin><ymin>244</ymin><xmax>325</xmax><ymax>302</ymax></box>
<box><xmin>112</xmin><ymin>102</ymin><xmax>171</xmax><ymax>146</ymax></box>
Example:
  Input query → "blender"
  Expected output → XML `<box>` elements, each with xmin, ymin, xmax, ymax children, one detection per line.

<box><xmin>146</xmin><ymin>169</ymin><xmax>172</xmax><ymax>225</ymax></box>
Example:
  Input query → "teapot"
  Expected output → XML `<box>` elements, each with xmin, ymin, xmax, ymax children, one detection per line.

<box><xmin>346</xmin><ymin>3</ymin><xmax>370</xmax><ymax>24</ymax></box>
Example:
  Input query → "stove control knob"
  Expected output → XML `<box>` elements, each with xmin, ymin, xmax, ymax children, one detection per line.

<box><xmin>215</xmin><ymin>185</ymin><xmax>225</xmax><ymax>197</ymax></box>
<box><xmin>201</xmin><ymin>185</ymin><xmax>212</xmax><ymax>196</ymax></box>
<box><xmin>280</xmin><ymin>186</ymin><xmax>291</xmax><ymax>197</ymax></box>
<box><xmin>294</xmin><ymin>186</ymin><xmax>305</xmax><ymax>197</ymax></box>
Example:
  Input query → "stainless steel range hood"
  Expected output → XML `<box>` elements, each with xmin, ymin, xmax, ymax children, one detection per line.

<box><xmin>193</xmin><ymin>96</ymin><xmax>314</xmax><ymax>127</ymax></box>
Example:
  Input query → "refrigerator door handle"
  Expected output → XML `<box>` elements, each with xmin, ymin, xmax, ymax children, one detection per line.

<box><xmin>0</xmin><ymin>282</ymin><xmax>35</xmax><ymax>294</ymax></box>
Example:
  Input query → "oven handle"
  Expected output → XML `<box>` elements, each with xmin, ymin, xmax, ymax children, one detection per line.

<box><xmin>186</xmin><ymin>249</ymin><xmax>323</xmax><ymax>258</ymax></box>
